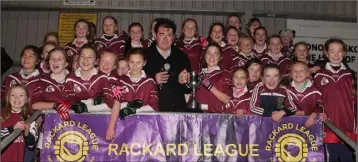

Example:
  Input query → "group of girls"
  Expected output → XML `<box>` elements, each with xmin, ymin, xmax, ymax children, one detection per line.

<box><xmin>1</xmin><ymin>13</ymin><xmax>356</xmax><ymax>161</ymax></box>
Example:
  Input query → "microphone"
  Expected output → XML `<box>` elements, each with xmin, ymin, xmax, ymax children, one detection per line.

<box><xmin>159</xmin><ymin>63</ymin><xmax>171</xmax><ymax>90</ymax></box>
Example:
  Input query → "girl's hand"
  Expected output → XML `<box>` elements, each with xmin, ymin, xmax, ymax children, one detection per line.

<box><xmin>295</xmin><ymin>110</ymin><xmax>305</xmax><ymax>116</ymax></box>
<box><xmin>235</xmin><ymin>109</ymin><xmax>244</xmax><ymax>117</ymax></box>
<box><xmin>272</xmin><ymin>110</ymin><xmax>286</xmax><ymax>122</ymax></box>
<box><xmin>319</xmin><ymin>113</ymin><xmax>327</xmax><ymax>121</ymax></box>
<box><xmin>304</xmin><ymin>114</ymin><xmax>316</xmax><ymax>128</ymax></box>
<box><xmin>14</xmin><ymin>121</ymin><xmax>26</xmax><ymax>130</ymax></box>
<box><xmin>106</xmin><ymin>127</ymin><xmax>115</xmax><ymax>141</ymax></box>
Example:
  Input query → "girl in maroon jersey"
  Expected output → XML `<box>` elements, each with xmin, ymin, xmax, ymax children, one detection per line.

<box><xmin>252</xmin><ymin>27</ymin><xmax>268</xmax><ymax>58</ymax></box>
<box><xmin>65</xmin><ymin>45</ymin><xmax>112</xmax><ymax>113</ymax></box>
<box><xmin>117</xmin><ymin>58</ymin><xmax>129</xmax><ymax>76</ymax></box>
<box><xmin>64</xmin><ymin>19</ymin><xmax>90</xmax><ymax>71</ymax></box>
<box><xmin>43</xmin><ymin>32</ymin><xmax>59</xmax><ymax>45</ymax></box>
<box><xmin>314</xmin><ymin>39</ymin><xmax>356</xmax><ymax>162</ymax></box>
<box><xmin>106</xmin><ymin>48</ymin><xmax>159</xmax><ymax>140</ymax></box>
<box><xmin>97</xmin><ymin>48</ymin><xmax>119</xmax><ymax>108</ymax></box>
<box><xmin>232</xmin><ymin>36</ymin><xmax>258</xmax><ymax>70</ymax></box>
<box><xmin>71</xmin><ymin>54</ymin><xmax>80</xmax><ymax>72</ymax></box>
<box><xmin>225</xmin><ymin>26</ymin><xmax>240</xmax><ymax>52</ymax></box>
<box><xmin>39</xmin><ymin>42</ymin><xmax>56</xmax><ymax>75</ymax></box>
<box><xmin>124</xmin><ymin>22</ymin><xmax>146</xmax><ymax>55</ymax></box>
<box><xmin>293</xmin><ymin>41</ymin><xmax>320</xmax><ymax>75</ymax></box>
<box><xmin>98</xmin><ymin>48</ymin><xmax>118</xmax><ymax>75</ymax></box>
<box><xmin>176</xmin><ymin>18</ymin><xmax>203</xmax><ymax>72</ymax></box>
<box><xmin>207</xmin><ymin>23</ymin><xmax>237</xmax><ymax>71</ymax></box>
<box><xmin>32</xmin><ymin>47</ymin><xmax>72</xmax><ymax>120</ymax></box>
<box><xmin>94</xmin><ymin>16</ymin><xmax>127</xmax><ymax>57</ymax></box>
<box><xmin>1</xmin><ymin>84</ymin><xmax>38</xmax><ymax>162</ymax></box>
<box><xmin>260</xmin><ymin>35</ymin><xmax>292</xmax><ymax>85</ymax></box>
<box><xmin>246</xmin><ymin>18</ymin><xmax>262</xmax><ymax>39</ymax></box>
<box><xmin>190</xmin><ymin>43</ymin><xmax>231</xmax><ymax>113</ymax></box>
<box><xmin>288</xmin><ymin>62</ymin><xmax>327</xmax><ymax>127</ymax></box>
<box><xmin>225</xmin><ymin>68</ymin><xmax>251</xmax><ymax>115</ymax></box>
<box><xmin>226</xmin><ymin>13</ymin><xmax>242</xmax><ymax>31</ymax></box>
<box><xmin>246</xmin><ymin>58</ymin><xmax>261</xmax><ymax>93</ymax></box>
<box><xmin>1</xmin><ymin>45</ymin><xmax>41</xmax><ymax>103</ymax></box>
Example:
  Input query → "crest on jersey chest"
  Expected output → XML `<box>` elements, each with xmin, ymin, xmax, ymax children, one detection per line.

<box><xmin>10</xmin><ymin>80</ymin><xmax>17</xmax><ymax>87</ymax></box>
<box><xmin>97</xmin><ymin>43</ymin><xmax>104</xmax><ymax>50</ymax></box>
<box><xmin>46</xmin><ymin>85</ymin><xmax>55</xmax><ymax>92</ymax></box>
<box><xmin>67</xmin><ymin>50</ymin><xmax>74</xmax><ymax>57</ymax></box>
<box><xmin>238</xmin><ymin>60</ymin><xmax>245</xmax><ymax>67</ymax></box>
<box><xmin>73</xmin><ymin>84</ymin><xmax>82</xmax><ymax>92</ymax></box>
<box><xmin>120</xmin><ymin>86</ymin><xmax>129</xmax><ymax>94</ymax></box>
<box><xmin>321</xmin><ymin>77</ymin><xmax>329</xmax><ymax>86</ymax></box>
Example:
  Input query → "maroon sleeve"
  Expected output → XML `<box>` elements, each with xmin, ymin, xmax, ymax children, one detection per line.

<box><xmin>64</xmin><ymin>77</ymin><xmax>76</xmax><ymax>105</ymax></box>
<box><xmin>221</xmin><ymin>72</ymin><xmax>233</xmax><ymax>95</ymax></box>
<box><xmin>100</xmin><ymin>76</ymin><xmax>113</xmax><ymax>108</ymax></box>
<box><xmin>314</xmin><ymin>93</ymin><xmax>324</xmax><ymax>114</ymax></box>
<box><xmin>242</xmin><ymin>99</ymin><xmax>251</xmax><ymax>115</ymax></box>
<box><xmin>146</xmin><ymin>80</ymin><xmax>159</xmax><ymax>111</ymax></box>
<box><xmin>249</xmin><ymin>83</ymin><xmax>264</xmax><ymax>115</ymax></box>
<box><xmin>284</xmin><ymin>88</ymin><xmax>297</xmax><ymax>113</ymax></box>
<box><xmin>31</xmin><ymin>81</ymin><xmax>44</xmax><ymax>104</ymax></box>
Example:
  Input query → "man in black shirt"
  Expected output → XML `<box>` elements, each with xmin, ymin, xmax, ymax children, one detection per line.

<box><xmin>144</xmin><ymin>18</ymin><xmax>191</xmax><ymax>112</ymax></box>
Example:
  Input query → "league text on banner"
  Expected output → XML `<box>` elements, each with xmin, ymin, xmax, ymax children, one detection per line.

<box><xmin>41</xmin><ymin>114</ymin><xmax>324</xmax><ymax>162</ymax></box>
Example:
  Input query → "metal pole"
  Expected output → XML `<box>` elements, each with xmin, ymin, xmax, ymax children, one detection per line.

<box><xmin>0</xmin><ymin>111</ymin><xmax>42</xmax><ymax>152</ymax></box>
<box><xmin>323</xmin><ymin>120</ymin><xmax>357</xmax><ymax>150</ymax></box>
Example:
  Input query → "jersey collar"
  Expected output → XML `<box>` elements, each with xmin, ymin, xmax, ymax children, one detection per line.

<box><xmin>19</xmin><ymin>69</ymin><xmax>40</xmax><ymax>79</ymax></box>
<box><xmin>126</xmin><ymin>70</ymin><xmax>147</xmax><ymax>83</ymax></box>
<box><xmin>291</xmin><ymin>80</ymin><xmax>312</xmax><ymax>93</ymax></box>
<box><xmin>325</xmin><ymin>62</ymin><xmax>347</xmax><ymax>73</ymax></box>
<box><xmin>75</xmin><ymin>68</ymin><xmax>98</xmax><ymax>80</ymax></box>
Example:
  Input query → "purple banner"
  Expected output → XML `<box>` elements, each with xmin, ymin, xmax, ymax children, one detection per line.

<box><xmin>41</xmin><ymin>113</ymin><xmax>324</xmax><ymax>162</ymax></box>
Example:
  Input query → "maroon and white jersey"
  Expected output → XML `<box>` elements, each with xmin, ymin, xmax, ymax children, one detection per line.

<box><xmin>260</xmin><ymin>52</ymin><xmax>292</xmax><ymax>76</ymax></box>
<box><xmin>252</xmin><ymin>43</ymin><xmax>268</xmax><ymax>58</ymax></box>
<box><xmin>231</xmin><ymin>52</ymin><xmax>258</xmax><ymax>71</ymax></box>
<box><xmin>38</xmin><ymin>62</ymin><xmax>50</xmax><ymax>75</ymax></box>
<box><xmin>314</xmin><ymin>63</ymin><xmax>355</xmax><ymax>134</ymax></box>
<box><xmin>32</xmin><ymin>72</ymin><xmax>69</xmax><ymax>103</ymax></box>
<box><xmin>287</xmin><ymin>80</ymin><xmax>323</xmax><ymax>115</ymax></box>
<box><xmin>94</xmin><ymin>34</ymin><xmax>126</xmax><ymax>57</ymax></box>
<box><xmin>113</xmin><ymin>71</ymin><xmax>159</xmax><ymax>111</ymax></box>
<box><xmin>176</xmin><ymin>38</ymin><xmax>203</xmax><ymax>72</ymax></box>
<box><xmin>143</xmin><ymin>38</ymin><xmax>155</xmax><ymax>48</ymax></box>
<box><xmin>195</xmin><ymin>67</ymin><xmax>232</xmax><ymax>113</ymax></box>
<box><xmin>1</xmin><ymin>69</ymin><xmax>40</xmax><ymax>102</ymax></box>
<box><xmin>224</xmin><ymin>87</ymin><xmax>251</xmax><ymax>114</ymax></box>
<box><xmin>64</xmin><ymin>68</ymin><xmax>113</xmax><ymax>107</ymax></box>
<box><xmin>1</xmin><ymin>112</ymin><xmax>38</xmax><ymax>162</ymax></box>
<box><xmin>64</xmin><ymin>38</ymin><xmax>89</xmax><ymax>58</ymax></box>
<box><xmin>220</xmin><ymin>42</ymin><xmax>237</xmax><ymax>71</ymax></box>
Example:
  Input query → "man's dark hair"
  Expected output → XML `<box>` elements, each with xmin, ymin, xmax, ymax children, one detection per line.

<box><xmin>154</xmin><ymin>18</ymin><xmax>177</xmax><ymax>35</ymax></box>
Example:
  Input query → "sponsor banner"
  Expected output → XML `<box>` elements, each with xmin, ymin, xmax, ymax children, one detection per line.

<box><xmin>58</xmin><ymin>13</ymin><xmax>97</xmax><ymax>47</ymax></box>
<box><xmin>287</xmin><ymin>19</ymin><xmax>358</xmax><ymax>71</ymax></box>
<box><xmin>41</xmin><ymin>114</ymin><xmax>324</xmax><ymax>162</ymax></box>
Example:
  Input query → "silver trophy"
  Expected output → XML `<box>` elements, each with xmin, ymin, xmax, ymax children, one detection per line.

<box><xmin>186</xmin><ymin>71</ymin><xmax>202</xmax><ymax>112</ymax></box>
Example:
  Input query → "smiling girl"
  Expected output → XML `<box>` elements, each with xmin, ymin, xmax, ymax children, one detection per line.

<box><xmin>1</xmin><ymin>45</ymin><xmax>40</xmax><ymax>103</ymax></box>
